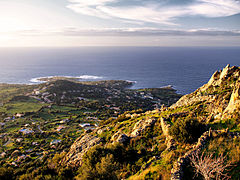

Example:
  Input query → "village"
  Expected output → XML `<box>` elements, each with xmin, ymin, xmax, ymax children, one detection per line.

<box><xmin>0</xmin><ymin>79</ymin><xmax>181</xmax><ymax>169</ymax></box>
<box><xmin>0</xmin><ymin>107</ymin><xmax>102</xmax><ymax>166</ymax></box>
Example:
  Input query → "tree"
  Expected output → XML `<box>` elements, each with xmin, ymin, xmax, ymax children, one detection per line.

<box><xmin>189</xmin><ymin>150</ymin><xmax>231</xmax><ymax>180</ymax></box>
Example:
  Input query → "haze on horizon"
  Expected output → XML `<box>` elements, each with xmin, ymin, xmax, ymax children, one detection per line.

<box><xmin>0</xmin><ymin>0</ymin><xmax>240</xmax><ymax>47</ymax></box>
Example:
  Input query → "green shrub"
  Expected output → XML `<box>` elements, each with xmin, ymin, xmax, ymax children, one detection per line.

<box><xmin>76</xmin><ymin>146</ymin><xmax>119</xmax><ymax>180</ymax></box>
<box><xmin>0</xmin><ymin>167</ymin><xmax>14</xmax><ymax>180</ymax></box>
<box><xmin>169</xmin><ymin>118</ymin><xmax>205</xmax><ymax>143</ymax></box>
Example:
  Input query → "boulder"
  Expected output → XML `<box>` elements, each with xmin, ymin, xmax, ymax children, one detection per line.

<box><xmin>223</xmin><ymin>83</ymin><xmax>240</xmax><ymax>115</ymax></box>
<box><xmin>11</xmin><ymin>150</ymin><xmax>21</xmax><ymax>157</ymax></box>
<box><xmin>0</xmin><ymin>152</ymin><xmax>6</xmax><ymax>158</ymax></box>
<box><xmin>111</xmin><ymin>132</ymin><xmax>130</xmax><ymax>143</ymax></box>
<box><xmin>130</xmin><ymin>117</ymin><xmax>157</xmax><ymax>138</ymax></box>
<box><xmin>62</xmin><ymin>134</ymin><xmax>103</xmax><ymax>167</ymax></box>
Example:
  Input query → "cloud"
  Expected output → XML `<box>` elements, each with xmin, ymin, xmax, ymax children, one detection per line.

<box><xmin>9</xmin><ymin>28</ymin><xmax>240</xmax><ymax>37</ymax></box>
<box><xmin>190</xmin><ymin>0</ymin><xmax>240</xmax><ymax>17</ymax></box>
<box><xmin>68</xmin><ymin>0</ymin><xmax>114</xmax><ymax>6</ymax></box>
<box><xmin>67</xmin><ymin>0</ymin><xmax>116</xmax><ymax>18</ymax></box>
<box><xmin>60</xmin><ymin>28</ymin><xmax>240</xmax><ymax>36</ymax></box>
<box><xmin>67</xmin><ymin>0</ymin><xmax>240</xmax><ymax>25</ymax></box>
<box><xmin>2</xmin><ymin>28</ymin><xmax>240</xmax><ymax>47</ymax></box>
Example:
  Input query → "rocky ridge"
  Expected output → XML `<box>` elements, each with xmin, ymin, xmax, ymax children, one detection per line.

<box><xmin>61</xmin><ymin>114</ymin><xmax>158</xmax><ymax>167</ymax></box>
<box><xmin>171</xmin><ymin>64</ymin><xmax>240</xmax><ymax>120</ymax></box>
<box><xmin>61</xmin><ymin>134</ymin><xmax>103</xmax><ymax>167</ymax></box>
<box><xmin>170</xmin><ymin>129</ymin><xmax>240</xmax><ymax>180</ymax></box>
<box><xmin>60</xmin><ymin>65</ymin><xmax>240</xmax><ymax>179</ymax></box>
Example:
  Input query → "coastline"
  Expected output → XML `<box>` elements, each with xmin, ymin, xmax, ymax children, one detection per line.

<box><xmin>0</xmin><ymin>76</ymin><xmax>179</xmax><ymax>94</ymax></box>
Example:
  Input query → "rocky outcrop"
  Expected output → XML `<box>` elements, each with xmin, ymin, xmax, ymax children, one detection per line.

<box><xmin>223</xmin><ymin>83</ymin><xmax>240</xmax><ymax>116</ymax></box>
<box><xmin>160</xmin><ymin>117</ymin><xmax>175</xmax><ymax>150</ymax></box>
<box><xmin>11</xmin><ymin>150</ymin><xmax>21</xmax><ymax>157</ymax></box>
<box><xmin>170</xmin><ymin>129</ymin><xmax>240</xmax><ymax>180</ymax></box>
<box><xmin>59</xmin><ymin>65</ymin><xmax>240</xmax><ymax>177</ymax></box>
<box><xmin>171</xmin><ymin>95</ymin><xmax>214</xmax><ymax>109</ymax></box>
<box><xmin>160</xmin><ymin>117</ymin><xmax>170</xmax><ymax>136</ymax></box>
<box><xmin>201</xmin><ymin>64</ymin><xmax>239</xmax><ymax>91</ymax></box>
<box><xmin>171</xmin><ymin>129</ymin><xmax>213</xmax><ymax>180</ymax></box>
<box><xmin>62</xmin><ymin>116</ymin><xmax>157</xmax><ymax>167</ymax></box>
<box><xmin>130</xmin><ymin>117</ymin><xmax>157</xmax><ymax>137</ymax></box>
<box><xmin>171</xmin><ymin>65</ymin><xmax>240</xmax><ymax>120</ymax></box>
<box><xmin>61</xmin><ymin>134</ymin><xmax>103</xmax><ymax>167</ymax></box>
<box><xmin>140</xmin><ymin>156</ymin><xmax>160</xmax><ymax>171</ymax></box>
<box><xmin>111</xmin><ymin>132</ymin><xmax>130</xmax><ymax>143</ymax></box>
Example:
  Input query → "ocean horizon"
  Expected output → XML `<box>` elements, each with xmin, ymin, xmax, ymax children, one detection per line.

<box><xmin>0</xmin><ymin>46</ymin><xmax>239</xmax><ymax>94</ymax></box>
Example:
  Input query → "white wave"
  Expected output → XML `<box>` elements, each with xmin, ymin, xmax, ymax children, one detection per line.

<box><xmin>30</xmin><ymin>77</ymin><xmax>48</xmax><ymax>83</ymax></box>
<box><xmin>30</xmin><ymin>78</ymin><xmax>39</xmax><ymax>83</ymax></box>
<box><xmin>77</xmin><ymin>75</ymin><xmax>103</xmax><ymax>80</ymax></box>
<box><xmin>160</xmin><ymin>85</ymin><xmax>174</xmax><ymax>88</ymax></box>
<box><xmin>30</xmin><ymin>76</ymin><xmax>62</xmax><ymax>83</ymax></box>
<box><xmin>30</xmin><ymin>75</ymin><xmax>103</xmax><ymax>83</ymax></box>
<box><xmin>126</xmin><ymin>80</ymin><xmax>137</xmax><ymax>84</ymax></box>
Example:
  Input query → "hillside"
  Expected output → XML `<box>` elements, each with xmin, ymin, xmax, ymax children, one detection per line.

<box><xmin>0</xmin><ymin>79</ymin><xmax>181</xmax><ymax>180</ymax></box>
<box><xmin>59</xmin><ymin>65</ymin><xmax>240</xmax><ymax>180</ymax></box>
<box><xmin>0</xmin><ymin>65</ymin><xmax>239</xmax><ymax>179</ymax></box>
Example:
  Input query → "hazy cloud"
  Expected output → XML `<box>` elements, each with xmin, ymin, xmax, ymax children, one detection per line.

<box><xmin>67</xmin><ymin>0</ymin><xmax>240</xmax><ymax>25</ymax></box>
<box><xmin>61</xmin><ymin>28</ymin><xmax>240</xmax><ymax>36</ymax></box>
<box><xmin>8</xmin><ymin>28</ymin><xmax>240</xmax><ymax>37</ymax></box>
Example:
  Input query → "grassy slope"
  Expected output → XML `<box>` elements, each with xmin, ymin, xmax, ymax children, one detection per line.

<box><xmin>76</xmin><ymin>67</ymin><xmax>240</xmax><ymax>179</ymax></box>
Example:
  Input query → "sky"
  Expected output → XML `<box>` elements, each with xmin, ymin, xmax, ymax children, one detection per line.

<box><xmin>0</xmin><ymin>0</ymin><xmax>240</xmax><ymax>46</ymax></box>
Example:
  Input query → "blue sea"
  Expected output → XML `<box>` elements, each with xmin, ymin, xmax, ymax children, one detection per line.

<box><xmin>0</xmin><ymin>47</ymin><xmax>239</xmax><ymax>94</ymax></box>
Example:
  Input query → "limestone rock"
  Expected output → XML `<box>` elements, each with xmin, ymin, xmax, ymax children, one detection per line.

<box><xmin>170</xmin><ymin>129</ymin><xmax>233</xmax><ymax>180</ymax></box>
<box><xmin>11</xmin><ymin>150</ymin><xmax>21</xmax><ymax>157</ymax></box>
<box><xmin>171</xmin><ymin>65</ymin><xmax>240</xmax><ymax>120</ymax></box>
<box><xmin>220</xmin><ymin>64</ymin><xmax>231</xmax><ymax>80</ymax></box>
<box><xmin>223</xmin><ymin>83</ymin><xmax>240</xmax><ymax>115</ymax></box>
<box><xmin>206</xmin><ymin>65</ymin><xmax>238</xmax><ymax>88</ymax></box>
<box><xmin>160</xmin><ymin>117</ymin><xmax>170</xmax><ymax>136</ymax></box>
<box><xmin>0</xmin><ymin>152</ymin><xmax>6</xmax><ymax>158</ymax></box>
<box><xmin>160</xmin><ymin>117</ymin><xmax>176</xmax><ymax>150</ymax></box>
<box><xmin>171</xmin><ymin>94</ymin><xmax>213</xmax><ymax>109</ymax></box>
<box><xmin>62</xmin><ymin>134</ymin><xmax>103</xmax><ymax>167</ymax></box>
<box><xmin>96</xmin><ymin>127</ymin><xmax>106</xmax><ymax>135</ymax></box>
<box><xmin>207</xmin><ymin>70</ymin><xmax>221</xmax><ymax>87</ymax></box>
<box><xmin>111</xmin><ymin>132</ymin><xmax>130</xmax><ymax>143</ymax></box>
<box><xmin>130</xmin><ymin>117</ymin><xmax>157</xmax><ymax>137</ymax></box>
